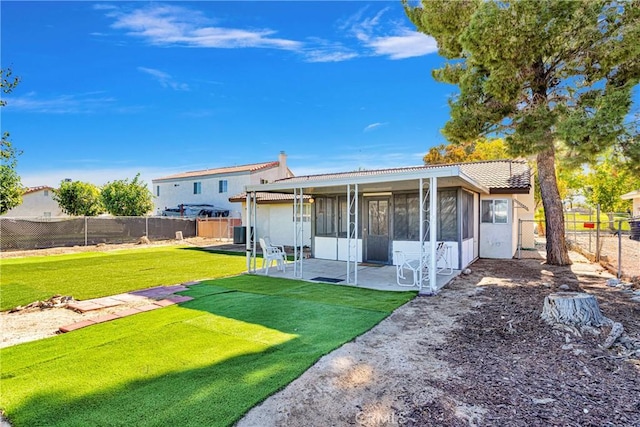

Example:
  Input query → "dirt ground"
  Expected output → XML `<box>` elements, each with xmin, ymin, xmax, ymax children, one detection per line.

<box><xmin>2</xmin><ymin>242</ymin><xmax>640</xmax><ymax>426</ymax></box>
<box><xmin>239</xmin><ymin>251</ymin><xmax>640</xmax><ymax>427</ymax></box>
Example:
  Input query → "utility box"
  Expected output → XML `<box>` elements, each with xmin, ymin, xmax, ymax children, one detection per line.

<box><xmin>233</xmin><ymin>226</ymin><xmax>254</xmax><ymax>244</ymax></box>
<box><xmin>630</xmin><ymin>219</ymin><xmax>640</xmax><ymax>241</ymax></box>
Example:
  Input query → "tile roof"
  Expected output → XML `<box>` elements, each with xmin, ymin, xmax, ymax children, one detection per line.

<box><xmin>24</xmin><ymin>186</ymin><xmax>54</xmax><ymax>194</ymax></box>
<box><xmin>153</xmin><ymin>161</ymin><xmax>280</xmax><ymax>181</ymax></box>
<box><xmin>273</xmin><ymin>160</ymin><xmax>531</xmax><ymax>191</ymax></box>
<box><xmin>229</xmin><ymin>192</ymin><xmax>312</xmax><ymax>203</ymax></box>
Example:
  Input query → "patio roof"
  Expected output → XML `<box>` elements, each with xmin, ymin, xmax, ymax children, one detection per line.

<box><xmin>245</xmin><ymin>160</ymin><xmax>530</xmax><ymax>195</ymax></box>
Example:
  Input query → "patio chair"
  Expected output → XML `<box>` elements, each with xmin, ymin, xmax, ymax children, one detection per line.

<box><xmin>394</xmin><ymin>251</ymin><xmax>429</xmax><ymax>288</ymax></box>
<box><xmin>259</xmin><ymin>237</ymin><xmax>286</xmax><ymax>275</ymax></box>
<box><xmin>436</xmin><ymin>242</ymin><xmax>453</xmax><ymax>275</ymax></box>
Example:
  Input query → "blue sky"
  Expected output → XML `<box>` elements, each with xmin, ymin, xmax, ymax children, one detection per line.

<box><xmin>2</xmin><ymin>1</ymin><xmax>455</xmax><ymax>188</ymax></box>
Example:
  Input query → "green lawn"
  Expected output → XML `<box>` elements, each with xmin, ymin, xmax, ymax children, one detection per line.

<box><xmin>0</xmin><ymin>276</ymin><xmax>416</xmax><ymax>427</ymax></box>
<box><xmin>0</xmin><ymin>247</ymin><xmax>247</xmax><ymax>311</ymax></box>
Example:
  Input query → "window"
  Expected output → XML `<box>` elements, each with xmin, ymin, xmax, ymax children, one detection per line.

<box><xmin>293</xmin><ymin>203</ymin><xmax>311</xmax><ymax>222</ymax></box>
<box><xmin>260</xmin><ymin>179</ymin><xmax>269</xmax><ymax>184</ymax></box>
<box><xmin>438</xmin><ymin>190</ymin><xmax>458</xmax><ymax>241</ymax></box>
<box><xmin>392</xmin><ymin>190</ymin><xmax>459</xmax><ymax>241</ymax></box>
<box><xmin>156</xmin><ymin>185</ymin><xmax>160</xmax><ymax>197</ymax></box>
<box><xmin>462</xmin><ymin>190</ymin><xmax>474</xmax><ymax>239</ymax></box>
<box><xmin>218</xmin><ymin>180</ymin><xmax>228</xmax><ymax>193</ymax></box>
<box><xmin>393</xmin><ymin>194</ymin><xmax>420</xmax><ymax>240</ymax></box>
<box><xmin>43</xmin><ymin>212</ymin><xmax>51</xmax><ymax>219</ymax></box>
<box><xmin>482</xmin><ymin>199</ymin><xmax>508</xmax><ymax>224</ymax></box>
<box><xmin>43</xmin><ymin>190</ymin><xmax>49</xmax><ymax>197</ymax></box>
<box><xmin>193</xmin><ymin>182</ymin><xmax>202</xmax><ymax>194</ymax></box>
<box><xmin>315</xmin><ymin>197</ymin><xmax>335</xmax><ymax>236</ymax></box>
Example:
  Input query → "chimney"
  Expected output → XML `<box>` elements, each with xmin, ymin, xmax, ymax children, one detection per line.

<box><xmin>278</xmin><ymin>151</ymin><xmax>288</xmax><ymax>179</ymax></box>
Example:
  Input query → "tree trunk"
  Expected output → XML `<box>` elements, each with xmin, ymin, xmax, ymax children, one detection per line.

<box><xmin>537</xmin><ymin>147</ymin><xmax>572</xmax><ymax>265</ymax></box>
<box><xmin>541</xmin><ymin>292</ymin><xmax>607</xmax><ymax>327</ymax></box>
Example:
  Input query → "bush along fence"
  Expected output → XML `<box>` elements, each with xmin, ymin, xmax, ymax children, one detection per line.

<box><xmin>0</xmin><ymin>216</ymin><xmax>197</xmax><ymax>251</ymax></box>
<box><xmin>519</xmin><ymin>210</ymin><xmax>640</xmax><ymax>280</ymax></box>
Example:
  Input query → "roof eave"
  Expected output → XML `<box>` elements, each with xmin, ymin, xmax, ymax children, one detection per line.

<box><xmin>246</xmin><ymin>166</ymin><xmax>490</xmax><ymax>194</ymax></box>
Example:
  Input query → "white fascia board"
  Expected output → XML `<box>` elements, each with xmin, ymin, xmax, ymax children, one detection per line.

<box><xmin>246</xmin><ymin>165</ymin><xmax>489</xmax><ymax>194</ymax></box>
<box><xmin>621</xmin><ymin>190</ymin><xmax>640</xmax><ymax>200</ymax></box>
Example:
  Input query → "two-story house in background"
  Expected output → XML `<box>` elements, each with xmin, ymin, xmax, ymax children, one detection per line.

<box><xmin>152</xmin><ymin>152</ymin><xmax>293</xmax><ymax>217</ymax></box>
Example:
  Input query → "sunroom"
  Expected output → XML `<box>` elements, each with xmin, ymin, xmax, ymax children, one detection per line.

<box><xmin>242</xmin><ymin>163</ymin><xmax>503</xmax><ymax>293</ymax></box>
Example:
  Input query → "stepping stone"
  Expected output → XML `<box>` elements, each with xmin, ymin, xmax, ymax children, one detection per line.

<box><xmin>91</xmin><ymin>297</ymin><xmax>123</xmax><ymax>308</ymax></box>
<box><xmin>154</xmin><ymin>299</ymin><xmax>177</xmax><ymax>307</ymax></box>
<box><xmin>91</xmin><ymin>313</ymin><xmax>120</xmax><ymax>324</ymax></box>
<box><xmin>163</xmin><ymin>285</ymin><xmax>189</xmax><ymax>293</ymax></box>
<box><xmin>114</xmin><ymin>308</ymin><xmax>142</xmax><ymax>317</ymax></box>
<box><xmin>67</xmin><ymin>301</ymin><xmax>104</xmax><ymax>313</ymax></box>
<box><xmin>137</xmin><ymin>304</ymin><xmax>162</xmax><ymax>312</ymax></box>
<box><xmin>110</xmin><ymin>293</ymin><xmax>148</xmax><ymax>303</ymax></box>
<box><xmin>59</xmin><ymin>320</ymin><xmax>96</xmax><ymax>333</ymax></box>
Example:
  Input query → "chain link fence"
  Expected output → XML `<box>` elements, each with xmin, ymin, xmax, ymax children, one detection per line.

<box><xmin>0</xmin><ymin>216</ymin><xmax>196</xmax><ymax>251</ymax></box>
<box><xmin>519</xmin><ymin>210</ymin><xmax>640</xmax><ymax>279</ymax></box>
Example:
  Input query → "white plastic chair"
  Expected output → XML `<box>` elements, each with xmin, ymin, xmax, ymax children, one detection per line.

<box><xmin>394</xmin><ymin>251</ymin><xmax>429</xmax><ymax>288</ymax></box>
<box><xmin>436</xmin><ymin>242</ymin><xmax>453</xmax><ymax>275</ymax></box>
<box><xmin>259</xmin><ymin>237</ymin><xmax>286</xmax><ymax>275</ymax></box>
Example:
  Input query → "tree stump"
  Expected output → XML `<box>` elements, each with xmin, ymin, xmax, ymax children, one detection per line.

<box><xmin>541</xmin><ymin>292</ymin><xmax>608</xmax><ymax>327</ymax></box>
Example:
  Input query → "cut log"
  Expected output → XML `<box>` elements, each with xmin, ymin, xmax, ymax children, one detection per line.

<box><xmin>541</xmin><ymin>292</ymin><xmax>608</xmax><ymax>327</ymax></box>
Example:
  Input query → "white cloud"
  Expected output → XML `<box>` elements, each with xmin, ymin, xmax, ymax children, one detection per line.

<box><xmin>366</xmin><ymin>30</ymin><xmax>438</xmax><ymax>59</ymax></box>
<box><xmin>105</xmin><ymin>4</ymin><xmax>301</xmax><ymax>50</ymax></box>
<box><xmin>6</xmin><ymin>92</ymin><xmax>116</xmax><ymax>114</ymax></box>
<box><xmin>138</xmin><ymin>67</ymin><xmax>189</xmax><ymax>91</ymax></box>
<box><xmin>363</xmin><ymin>122</ymin><xmax>388</xmax><ymax>132</ymax></box>
<box><xmin>340</xmin><ymin>7</ymin><xmax>438</xmax><ymax>60</ymax></box>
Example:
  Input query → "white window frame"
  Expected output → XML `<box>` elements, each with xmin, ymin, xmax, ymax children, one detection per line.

<box><xmin>194</xmin><ymin>182</ymin><xmax>202</xmax><ymax>195</ymax></box>
<box><xmin>219</xmin><ymin>180</ymin><xmax>228</xmax><ymax>193</ymax></box>
<box><xmin>481</xmin><ymin>199</ymin><xmax>509</xmax><ymax>224</ymax></box>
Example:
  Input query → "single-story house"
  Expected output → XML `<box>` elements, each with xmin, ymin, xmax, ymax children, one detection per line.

<box><xmin>1</xmin><ymin>186</ymin><xmax>67</xmax><ymax>218</ymax></box>
<box><xmin>239</xmin><ymin>160</ymin><xmax>535</xmax><ymax>292</ymax></box>
<box><xmin>621</xmin><ymin>190</ymin><xmax>640</xmax><ymax>217</ymax></box>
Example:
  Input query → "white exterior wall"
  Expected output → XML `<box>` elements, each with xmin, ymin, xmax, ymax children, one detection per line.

<box><xmin>153</xmin><ymin>168</ymin><xmax>280</xmax><ymax>217</ymax></box>
<box><xmin>3</xmin><ymin>189</ymin><xmax>66</xmax><ymax>218</ymax></box>
<box><xmin>633</xmin><ymin>197</ymin><xmax>640</xmax><ymax>217</ymax></box>
<box><xmin>515</xmin><ymin>189</ymin><xmax>536</xmax><ymax>249</ymax></box>
<box><xmin>315</xmin><ymin>237</ymin><xmax>363</xmax><ymax>262</ymax></box>
<box><xmin>479</xmin><ymin>196</ymin><xmax>514</xmax><ymax>259</ymax></box>
<box><xmin>238</xmin><ymin>202</ymin><xmax>312</xmax><ymax>247</ymax></box>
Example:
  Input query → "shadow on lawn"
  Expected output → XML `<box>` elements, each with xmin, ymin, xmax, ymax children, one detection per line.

<box><xmin>4</xmin><ymin>279</ymin><xmax>407</xmax><ymax>427</ymax></box>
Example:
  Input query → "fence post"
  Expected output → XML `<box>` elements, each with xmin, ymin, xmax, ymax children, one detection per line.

<box><xmin>145</xmin><ymin>216</ymin><xmax>149</xmax><ymax>237</ymax></box>
<box><xmin>617</xmin><ymin>220</ymin><xmax>622</xmax><ymax>279</ymax></box>
<box><xmin>596</xmin><ymin>204</ymin><xmax>601</xmax><ymax>262</ymax></box>
<box><xmin>517</xmin><ymin>219</ymin><xmax>522</xmax><ymax>259</ymax></box>
<box><xmin>84</xmin><ymin>216</ymin><xmax>88</xmax><ymax>246</ymax></box>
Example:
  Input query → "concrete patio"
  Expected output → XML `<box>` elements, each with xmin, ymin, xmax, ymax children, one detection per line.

<box><xmin>250</xmin><ymin>258</ymin><xmax>460</xmax><ymax>294</ymax></box>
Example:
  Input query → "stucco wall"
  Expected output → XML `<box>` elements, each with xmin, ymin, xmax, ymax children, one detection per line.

<box><xmin>479</xmin><ymin>196</ymin><xmax>514</xmax><ymax>259</ymax></box>
<box><xmin>3</xmin><ymin>189</ymin><xmax>66</xmax><ymax>218</ymax></box>
<box><xmin>238</xmin><ymin>202</ymin><xmax>312</xmax><ymax>247</ymax></box>
<box><xmin>153</xmin><ymin>168</ymin><xmax>282</xmax><ymax>216</ymax></box>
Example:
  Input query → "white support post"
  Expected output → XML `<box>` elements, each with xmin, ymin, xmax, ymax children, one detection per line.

<box><xmin>418</xmin><ymin>178</ymin><xmax>424</xmax><ymax>289</ymax></box>
<box><xmin>252</xmin><ymin>192</ymin><xmax>257</xmax><ymax>272</ymax></box>
<box><xmin>346</xmin><ymin>184</ymin><xmax>359</xmax><ymax>285</ymax></box>
<box><xmin>429</xmin><ymin>177</ymin><xmax>438</xmax><ymax>293</ymax></box>
<box><xmin>293</xmin><ymin>188</ymin><xmax>299</xmax><ymax>277</ymax></box>
<box><xmin>246</xmin><ymin>192</ymin><xmax>251</xmax><ymax>272</ymax></box>
<box><xmin>354</xmin><ymin>183</ymin><xmax>359</xmax><ymax>286</ymax></box>
<box><xmin>299</xmin><ymin>188</ymin><xmax>304</xmax><ymax>278</ymax></box>
<box><xmin>292</xmin><ymin>187</ymin><xmax>304</xmax><ymax>279</ymax></box>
